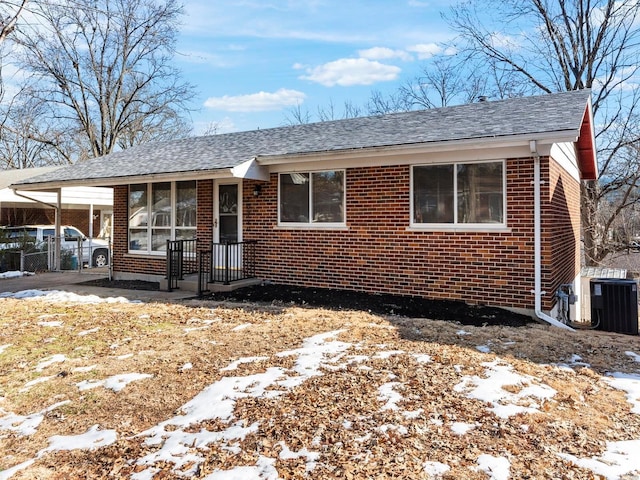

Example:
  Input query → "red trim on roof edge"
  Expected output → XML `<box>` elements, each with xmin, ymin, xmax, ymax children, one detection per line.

<box><xmin>577</xmin><ymin>104</ymin><xmax>598</xmax><ymax>180</ymax></box>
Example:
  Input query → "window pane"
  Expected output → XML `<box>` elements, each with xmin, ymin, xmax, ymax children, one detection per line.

<box><xmin>151</xmin><ymin>228</ymin><xmax>171</xmax><ymax>251</ymax></box>
<box><xmin>152</xmin><ymin>183</ymin><xmax>171</xmax><ymax>227</ymax></box>
<box><xmin>312</xmin><ymin>171</ymin><xmax>344</xmax><ymax>223</ymax></box>
<box><xmin>280</xmin><ymin>173</ymin><xmax>309</xmax><ymax>222</ymax></box>
<box><xmin>129</xmin><ymin>228</ymin><xmax>147</xmax><ymax>250</ymax></box>
<box><xmin>457</xmin><ymin>162</ymin><xmax>504</xmax><ymax>223</ymax></box>
<box><xmin>175</xmin><ymin>228</ymin><xmax>196</xmax><ymax>241</ymax></box>
<box><xmin>413</xmin><ymin>165</ymin><xmax>454</xmax><ymax>223</ymax></box>
<box><xmin>176</xmin><ymin>181</ymin><xmax>196</xmax><ymax>227</ymax></box>
<box><xmin>129</xmin><ymin>184</ymin><xmax>148</xmax><ymax>227</ymax></box>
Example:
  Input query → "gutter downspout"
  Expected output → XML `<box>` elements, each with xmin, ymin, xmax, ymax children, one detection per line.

<box><xmin>531</xmin><ymin>141</ymin><xmax>573</xmax><ymax>331</ymax></box>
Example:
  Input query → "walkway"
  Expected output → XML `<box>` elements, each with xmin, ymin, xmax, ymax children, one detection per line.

<box><xmin>0</xmin><ymin>268</ymin><xmax>195</xmax><ymax>302</ymax></box>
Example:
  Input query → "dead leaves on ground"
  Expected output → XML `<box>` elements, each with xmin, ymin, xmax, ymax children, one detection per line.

<box><xmin>1</xmin><ymin>298</ymin><xmax>640</xmax><ymax>479</ymax></box>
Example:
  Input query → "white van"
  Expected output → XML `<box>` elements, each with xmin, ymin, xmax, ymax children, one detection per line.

<box><xmin>2</xmin><ymin>225</ymin><xmax>110</xmax><ymax>267</ymax></box>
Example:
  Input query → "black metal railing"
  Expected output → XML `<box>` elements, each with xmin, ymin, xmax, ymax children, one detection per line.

<box><xmin>166</xmin><ymin>238</ymin><xmax>198</xmax><ymax>291</ymax></box>
<box><xmin>209</xmin><ymin>240</ymin><xmax>258</xmax><ymax>285</ymax></box>
<box><xmin>197</xmin><ymin>249</ymin><xmax>211</xmax><ymax>297</ymax></box>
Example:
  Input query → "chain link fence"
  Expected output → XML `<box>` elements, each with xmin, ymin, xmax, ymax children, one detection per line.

<box><xmin>0</xmin><ymin>237</ymin><xmax>86</xmax><ymax>273</ymax></box>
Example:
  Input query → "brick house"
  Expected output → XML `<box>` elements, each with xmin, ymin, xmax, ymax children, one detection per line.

<box><xmin>12</xmin><ymin>90</ymin><xmax>597</xmax><ymax>327</ymax></box>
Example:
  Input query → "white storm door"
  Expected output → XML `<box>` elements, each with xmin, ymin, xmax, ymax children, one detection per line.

<box><xmin>213</xmin><ymin>180</ymin><xmax>242</xmax><ymax>270</ymax></box>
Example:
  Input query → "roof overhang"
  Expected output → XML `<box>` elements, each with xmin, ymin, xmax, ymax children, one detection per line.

<box><xmin>576</xmin><ymin>102</ymin><xmax>598</xmax><ymax>181</ymax></box>
<box><xmin>9</xmin><ymin>168</ymin><xmax>239</xmax><ymax>191</ymax></box>
<box><xmin>256</xmin><ymin>130</ymin><xmax>583</xmax><ymax>166</ymax></box>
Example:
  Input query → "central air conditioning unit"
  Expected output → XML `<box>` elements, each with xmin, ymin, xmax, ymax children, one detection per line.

<box><xmin>590</xmin><ymin>278</ymin><xmax>639</xmax><ymax>335</ymax></box>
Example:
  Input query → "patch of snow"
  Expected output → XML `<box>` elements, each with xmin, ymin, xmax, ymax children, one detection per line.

<box><xmin>475</xmin><ymin>454</ymin><xmax>511</xmax><ymax>480</ymax></box>
<box><xmin>72</xmin><ymin>364</ymin><xmax>97</xmax><ymax>373</ymax></box>
<box><xmin>625</xmin><ymin>351</ymin><xmax>640</xmax><ymax>363</ymax></box>
<box><xmin>0</xmin><ymin>271</ymin><xmax>32</xmax><ymax>279</ymax></box>
<box><xmin>403</xmin><ymin>409</ymin><xmax>424</xmax><ymax>419</ymax></box>
<box><xmin>43</xmin><ymin>424</ymin><xmax>117</xmax><ymax>452</ymax></box>
<box><xmin>117</xmin><ymin>353</ymin><xmax>134</xmax><ymax>360</ymax></box>
<box><xmin>554</xmin><ymin>354</ymin><xmax>591</xmax><ymax>370</ymax></box>
<box><xmin>277</xmin><ymin>330</ymin><xmax>351</xmax><ymax>386</ymax></box>
<box><xmin>557</xmin><ymin>439</ymin><xmax>640</xmax><ymax>480</ymax></box>
<box><xmin>413</xmin><ymin>353</ymin><xmax>432</xmax><ymax>363</ymax></box>
<box><xmin>0</xmin><ymin>344</ymin><xmax>12</xmax><ymax>354</ymax></box>
<box><xmin>476</xmin><ymin>345</ymin><xmax>491</xmax><ymax>353</ymax></box>
<box><xmin>0</xmin><ymin>289</ymin><xmax>131</xmax><ymax>303</ymax></box>
<box><xmin>181</xmin><ymin>363</ymin><xmax>193</xmax><ymax>371</ymax></box>
<box><xmin>377</xmin><ymin>424</ymin><xmax>408</xmax><ymax>435</ymax></box>
<box><xmin>605</xmin><ymin>372</ymin><xmax>640</xmax><ymax>414</ymax></box>
<box><xmin>183</xmin><ymin>326</ymin><xmax>209</xmax><ymax>333</ymax></box>
<box><xmin>37</xmin><ymin>320</ymin><xmax>64</xmax><ymax>327</ymax></box>
<box><xmin>424</xmin><ymin>460</ymin><xmax>450</xmax><ymax>477</ymax></box>
<box><xmin>0</xmin><ymin>459</ymin><xmax>36</xmax><ymax>480</ymax></box>
<box><xmin>456</xmin><ymin>330</ymin><xmax>471</xmax><ymax>336</ymax></box>
<box><xmin>202</xmin><ymin>456</ymin><xmax>279</xmax><ymax>480</ymax></box>
<box><xmin>378</xmin><ymin>382</ymin><xmax>403</xmax><ymax>411</ymax></box>
<box><xmin>20</xmin><ymin>375</ymin><xmax>55</xmax><ymax>392</ymax></box>
<box><xmin>76</xmin><ymin>373</ymin><xmax>152</xmax><ymax>392</ymax></box>
<box><xmin>451</xmin><ymin>421</ymin><xmax>476</xmax><ymax>435</ymax></box>
<box><xmin>78</xmin><ymin>327</ymin><xmax>100</xmax><ymax>336</ymax></box>
<box><xmin>231</xmin><ymin>323</ymin><xmax>252</xmax><ymax>332</ymax></box>
<box><xmin>220</xmin><ymin>356</ymin><xmax>268</xmax><ymax>372</ymax></box>
<box><xmin>374</xmin><ymin>350</ymin><xmax>404</xmax><ymax>359</ymax></box>
<box><xmin>277</xmin><ymin>442</ymin><xmax>320</xmax><ymax>472</ymax></box>
<box><xmin>454</xmin><ymin>360</ymin><xmax>556</xmax><ymax>419</ymax></box>
<box><xmin>0</xmin><ymin>401</ymin><xmax>70</xmax><ymax>436</ymax></box>
<box><xmin>35</xmin><ymin>354</ymin><xmax>67</xmax><ymax>372</ymax></box>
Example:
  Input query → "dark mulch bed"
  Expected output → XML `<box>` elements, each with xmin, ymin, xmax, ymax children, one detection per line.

<box><xmin>79</xmin><ymin>278</ymin><xmax>161</xmax><ymax>291</ymax></box>
<box><xmin>207</xmin><ymin>283</ymin><xmax>535</xmax><ymax>327</ymax></box>
<box><xmin>79</xmin><ymin>278</ymin><xmax>534</xmax><ymax>327</ymax></box>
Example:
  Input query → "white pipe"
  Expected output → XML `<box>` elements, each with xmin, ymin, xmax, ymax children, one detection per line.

<box><xmin>532</xmin><ymin>151</ymin><xmax>574</xmax><ymax>331</ymax></box>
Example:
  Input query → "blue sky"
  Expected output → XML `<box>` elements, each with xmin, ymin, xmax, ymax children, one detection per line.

<box><xmin>175</xmin><ymin>1</ymin><xmax>457</xmax><ymax>134</ymax></box>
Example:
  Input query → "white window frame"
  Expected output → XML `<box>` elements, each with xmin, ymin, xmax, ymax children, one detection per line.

<box><xmin>128</xmin><ymin>181</ymin><xmax>197</xmax><ymax>254</ymax></box>
<box><xmin>277</xmin><ymin>170</ymin><xmax>346</xmax><ymax>228</ymax></box>
<box><xmin>410</xmin><ymin>160</ymin><xmax>507</xmax><ymax>230</ymax></box>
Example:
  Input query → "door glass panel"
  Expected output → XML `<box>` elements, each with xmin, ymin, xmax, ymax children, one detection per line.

<box><xmin>219</xmin><ymin>184</ymin><xmax>238</xmax><ymax>243</ymax></box>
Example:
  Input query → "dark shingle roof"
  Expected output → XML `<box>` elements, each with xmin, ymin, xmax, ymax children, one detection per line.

<box><xmin>14</xmin><ymin>90</ymin><xmax>590</xmax><ymax>188</ymax></box>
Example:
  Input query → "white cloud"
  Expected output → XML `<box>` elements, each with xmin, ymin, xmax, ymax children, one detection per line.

<box><xmin>358</xmin><ymin>47</ymin><xmax>413</xmax><ymax>62</ymax></box>
<box><xmin>407</xmin><ymin>43</ymin><xmax>443</xmax><ymax>59</ymax></box>
<box><xmin>203</xmin><ymin>89</ymin><xmax>306</xmax><ymax>112</ymax></box>
<box><xmin>299</xmin><ymin>58</ymin><xmax>401</xmax><ymax>87</ymax></box>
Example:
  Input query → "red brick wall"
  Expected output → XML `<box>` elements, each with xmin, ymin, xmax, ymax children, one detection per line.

<box><xmin>244</xmin><ymin>159</ymin><xmax>547</xmax><ymax>310</ymax></box>
<box><xmin>544</xmin><ymin>158</ymin><xmax>582</xmax><ymax>309</ymax></box>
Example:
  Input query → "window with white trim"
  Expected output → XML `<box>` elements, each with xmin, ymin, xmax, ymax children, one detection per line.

<box><xmin>279</xmin><ymin>170</ymin><xmax>345</xmax><ymax>225</ymax></box>
<box><xmin>128</xmin><ymin>180</ymin><xmax>196</xmax><ymax>253</ymax></box>
<box><xmin>412</xmin><ymin>161</ymin><xmax>505</xmax><ymax>226</ymax></box>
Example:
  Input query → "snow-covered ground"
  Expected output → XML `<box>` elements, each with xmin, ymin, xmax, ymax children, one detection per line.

<box><xmin>1</xmin><ymin>289</ymin><xmax>640</xmax><ymax>479</ymax></box>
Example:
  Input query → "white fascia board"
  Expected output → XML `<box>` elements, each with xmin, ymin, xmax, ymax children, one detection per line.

<box><xmin>256</xmin><ymin>132</ymin><xmax>572</xmax><ymax>170</ymax></box>
<box><xmin>263</xmin><ymin>141</ymin><xmax>555</xmax><ymax>173</ymax></box>
<box><xmin>10</xmin><ymin>168</ymin><xmax>236</xmax><ymax>191</ymax></box>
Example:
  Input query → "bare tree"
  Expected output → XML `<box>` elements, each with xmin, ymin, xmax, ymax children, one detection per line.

<box><xmin>283</xmin><ymin>99</ymin><xmax>364</xmax><ymax>125</ymax></box>
<box><xmin>0</xmin><ymin>0</ymin><xmax>27</xmax><ymax>44</ymax></box>
<box><xmin>398</xmin><ymin>55</ymin><xmax>486</xmax><ymax>109</ymax></box>
<box><xmin>0</xmin><ymin>96</ymin><xmax>73</xmax><ymax>169</ymax></box>
<box><xmin>446</xmin><ymin>0</ymin><xmax>640</xmax><ymax>265</ymax></box>
<box><xmin>10</xmin><ymin>0</ymin><xmax>194</xmax><ymax>163</ymax></box>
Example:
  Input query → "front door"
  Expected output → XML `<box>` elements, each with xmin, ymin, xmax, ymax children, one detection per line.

<box><xmin>213</xmin><ymin>181</ymin><xmax>242</xmax><ymax>278</ymax></box>
<box><xmin>214</xmin><ymin>181</ymin><xmax>241</xmax><ymax>244</ymax></box>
